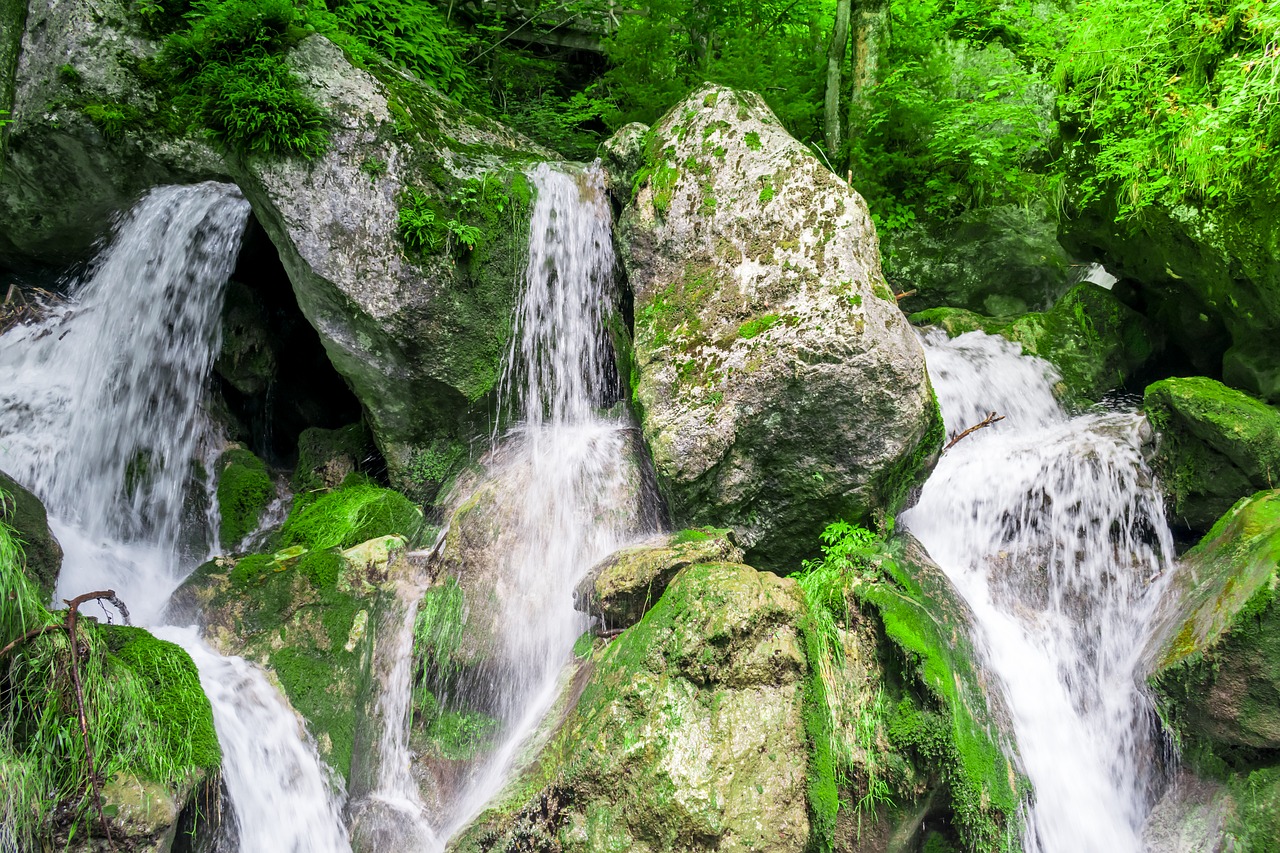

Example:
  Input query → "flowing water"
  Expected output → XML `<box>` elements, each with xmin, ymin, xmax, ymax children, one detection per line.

<box><xmin>417</xmin><ymin>163</ymin><xmax>649</xmax><ymax>840</ymax></box>
<box><xmin>0</xmin><ymin>183</ymin><xmax>351</xmax><ymax>852</ymax></box>
<box><xmin>902</xmin><ymin>329</ymin><xmax>1176</xmax><ymax>853</ymax></box>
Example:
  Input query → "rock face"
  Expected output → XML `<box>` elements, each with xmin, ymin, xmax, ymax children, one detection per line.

<box><xmin>1143</xmin><ymin>377</ymin><xmax>1280</xmax><ymax>534</ymax></box>
<box><xmin>452</xmin><ymin>561</ymin><xmax>813</xmax><ymax>853</ymax></box>
<box><xmin>231</xmin><ymin>35</ymin><xmax>551</xmax><ymax>477</ymax></box>
<box><xmin>1063</xmin><ymin>195</ymin><xmax>1280</xmax><ymax>402</ymax></box>
<box><xmin>886</xmin><ymin>203</ymin><xmax>1071</xmax><ymax>316</ymax></box>
<box><xmin>2</xmin><ymin>0</ymin><xmax>550</xmax><ymax>484</ymax></box>
<box><xmin>0</xmin><ymin>468</ymin><xmax>62</xmax><ymax>599</ymax></box>
<box><xmin>573</xmin><ymin>527</ymin><xmax>742</xmax><ymax>630</ymax></box>
<box><xmin>911</xmin><ymin>282</ymin><xmax>1163</xmax><ymax>403</ymax></box>
<box><xmin>0</xmin><ymin>0</ymin><xmax>227</xmax><ymax>265</ymax></box>
<box><xmin>617</xmin><ymin>84</ymin><xmax>942</xmax><ymax>571</ymax></box>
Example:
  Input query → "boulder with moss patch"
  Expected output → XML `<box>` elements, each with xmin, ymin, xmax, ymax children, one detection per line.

<box><xmin>215</xmin><ymin>447</ymin><xmax>274</xmax><ymax>551</ymax></box>
<box><xmin>911</xmin><ymin>282</ymin><xmax>1162</xmax><ymax>403</ymax></box>
<box><xmin>0</xmin><ymin>468</ymin><xmax>62</xmax><ymax>599</ymax></box>
<box><xmin>1147</xmin><ymin>491</ymin><xmax>1280</xmax><ymax>847</ymax></box>
<box><xmin>617</xmin><ymin>83</ymin><xmax>942</xmax><ymax>571</ymax></box>
<box><xmin>573</xmin><ymin>527</ymin><xmax>742</xmax><ymax>630</ymax></box>
<box><xmin>452</xmin><ymin>561</ymin><xmax>812</xmax><ymax>853</ymax></box>
<box><xmin>293</xmin><ymin>422</ymin><xmax>375</xmax><ymax>492</ymax></box>
<box><xmin>1143</xmin><ymin>378</ymin><xmax>1280</xmax><ymax>534</ymax></box>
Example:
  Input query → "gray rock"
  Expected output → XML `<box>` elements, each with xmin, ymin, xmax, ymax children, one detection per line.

<box><xmin>598</xmin><ymin>120</ymin><xmax>648</xmax><ymax>198</ymax></box>
<box><xmin>619</xmin><ymin>83</ymin><xmax>942</xmax><ymax>571</ymax></box>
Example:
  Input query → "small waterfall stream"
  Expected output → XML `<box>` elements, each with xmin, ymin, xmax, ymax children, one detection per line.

<box><xmin>902</xmin><ymin>329</ymin><xmax>1176</xmax><ymax>852</ymax></box>
<box><xmin>0</xmin><ymin>183</ymin><xmax>351</xmax><ymax>852</ymax></box>
<box><xmin>417</xmin><ymin>162</ymin><xmax>648</xmax><ymax>841</ymax></box>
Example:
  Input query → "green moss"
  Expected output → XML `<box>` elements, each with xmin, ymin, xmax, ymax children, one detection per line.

<box><xmin>81</xmin><ymin>102</ymin><xmax>140</xmax><ymax>140</ymax></box>
<box><xmin>216</xmin><ymin>448</ymin><xmax>273</xmax><ymax>550</ymax></box>
<box><xmin>744</xmin><ymin>130</ymin><xmax>762</xmax><ymax>150</ymax></box>
<box><xmin>801</xmin><ymin>615</ymin><xmax>839</xmax><ymax>853</ymax></box>
<box><xmin>670</xmin><ymin>526</ymin><xmax>731</xmax><ymax>545</ymax></box>
<box><xmin>280</xmin><ymin>481</ymin><xmax>422</xmax><ymax>551</ymax></box>
<box><xmin>879</xmin><ymin>383</ymin><xmax>944</xmax><ymax>517</ymax></box>
<box><xmin>104</xmin><ymin>626</ymin><xmax>221</xmax><ymax>773</ymax></box>
<box><xmin>296</xmin><ymin>548</ymin><xmax>344</xmax><ymax>590</ymax></box>
<box><xmin>737</xmin><ymin>313</ymin><xmax>781</xmax><ymax>340</ymax></box>
<box><xmin>229</xmin><ymin>552</ymin><xmax>276</xmax><ymax>587</ymax></box>
<box><xmin>423</xmin><ymin>709</ymin><xmax>499</xmax><ymax>761</ymax></box>
<box><xmin>293</xmin><ymin>422</ymin><xmax>373</xmax><ymax>492</ymax></box>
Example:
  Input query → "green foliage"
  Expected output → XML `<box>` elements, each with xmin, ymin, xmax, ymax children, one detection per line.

<box><xmin>315</xmin><ymin>0</ymin><xmax>475</xmax><ymax>94</ymax></box>
<box><xmin>398</xmin><ymin>171</ymin><xmax>531</xmax><ymax>262</ymax></box>
<box><xmin>280</xmin><ymin>481</ymin><xmax>422</xmax><ymax>551</ymax></box>
<box><xmin>82</xmin><ymin>102</ymin><xmax>139</xmax><ymax>140</ymax></box>
<box><xmin>598</xmin><ymin>0</ymin><xmax>828</xmax><ymax>143</ymax></box>
<box><xmin>148</xmin><ymin>0</ymin><xmax>328</xmax><ymax>158</ymax></box>
<box><xmin>1</xmin><ymin>516</ymin><xmax>218</xmax><ymax>847</ymax></box>
<box><xmin>412</xmin><ymin>577</ymin><xmax>467</xmax><ymax>714</ymax></box>
<box><xmin>360</xmin><ymin>155</ymin><xmax>387</xmax><ymax>181</ymax></box>
<box><xmin>1058</xmin><ymin>0</ymin><xmax>1280</xmax><ymax>216</ymax></box>
<box><xmin>422</xmin><ymin>709</ymin><xmax>499</xmax><ymax>760</ymax></box>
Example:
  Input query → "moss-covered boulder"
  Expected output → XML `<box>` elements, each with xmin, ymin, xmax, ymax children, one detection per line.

<box><xmin>168</xmin><ymin>481</ymin><xmax>422</xmax><ymax>781</ymax></box>
<box><xmin>1143</xmin><ymin>378</ymin><xmax>1280</xmax><ymax>535</ymax></box>
<box><xmin>214</xmin><ymin>447</ymin><xmax>274</xmax><ymax>551</ymax></box>
<box><xmin>911</xmin><ymin>282</ymin><xmax>1163</xmax><ymax>403</ymax></box>
<box><xmin>573</xmin><ymin>527</ymin><xmax>742</xmax><ymax>631</ymax></box>
<box><xmin>1147</xmin><ymin>491</ymin><xmax>1280</xmax><ymax>847</ymax></box>
<box><xmin>0</xmin><ymin>468</ymin><xmax>62</xmax><ymax>599</ymax></box>
<box><xmin>452</xmin><ymin>561</ymin><xmax>813</xmax><ymax>853</ymax></box>
<box><xmin>293</xmin><ymin>422</ymin><xmax>375</xmax><ymax>493</ymax></box>
<box><xmin>618</xmin><ymin>84</ymin><xmax>942</xmax><ymax>571</ymax></box>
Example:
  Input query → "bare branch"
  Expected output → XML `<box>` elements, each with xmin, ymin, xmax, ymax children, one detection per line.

<box><xmin>943</xmin><ymin>411</ymin><xmax>1006</xmax><ymax>452</ymax></box>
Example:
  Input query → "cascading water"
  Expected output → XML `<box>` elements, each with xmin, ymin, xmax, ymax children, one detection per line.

<box><xmin>419</xmin><ymin>162</ymin><xmax>648</xmax><ymax>840</ymax></box>
<box><xmin>902</xmin><ymin>329</ymin><xmax>1176</xmax><ymax>852</ymax></box>
<box><xmin>0</xmin><ymin>183</ymin><xmax>350</xmax><ymax>852</ymax></box>
<box><xmin>0</xmin><ymin>183</ymin><xmax>248</xmax><ymax>620</ymax></box>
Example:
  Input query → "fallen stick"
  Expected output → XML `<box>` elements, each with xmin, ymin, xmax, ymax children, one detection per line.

<box><xmin>894</xmin><ymin>289</ymin><xmax>917</xmax><ymax>302</ymax></box>
<box><xmin>944</xmin><ymin>411</ymin><xmax>1005</xmax><ymax>452</ymax></box>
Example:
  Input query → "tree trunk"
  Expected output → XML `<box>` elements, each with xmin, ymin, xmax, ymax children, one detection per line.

<box><xmin>849</xmin><ymin>0</ymin><xmax>890</xmax><ymax>115</ymax></box>
<box><xmin>824</xmin><ymin>0</ymin><xmax>852</xmax><ymax>157</ymax></box>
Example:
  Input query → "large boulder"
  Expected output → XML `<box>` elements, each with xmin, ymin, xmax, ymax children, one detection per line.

<box><xmin>0</xmin><ymin>468</ymin><xmax>61</xmax><ymax>599</ymax></box>
<box><xmin>617</xmin><ymin>84</ymin><xmax>942</xmax><ymax>571</ymax></box>
<box><xmin>911</xmin><ymin>282</ymin><xmax>1163</xmax><ymax>403</ymax></box>
<box><xmin>229</xmin><ymin>35</ymin><xmax>553</xmax><ymax>479</ymax></box>
<box><xmin>1143</xmin><ymin>378</ymin><xmax>1280</xmax><ymax>535</ymax></box>
<box><xmin>451</xmin><ymin>561</ymin><xmax>813</xmax><ymax>853</ymax></box>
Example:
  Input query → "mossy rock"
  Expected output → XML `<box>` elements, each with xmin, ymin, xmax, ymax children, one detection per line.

<box><xmin>293</xmin><ymin>422</ymin><xmax>374</xmax><ymax>492</ymax></box>
<box><xmin>452</xmin><ymin>561</ymin><xmax>812</xmax><ymax>852</ymax></box>
<box><xmin>912</xmin><ymin>283</ymin><xmax>1162</xmax><ymax>403</ymax></box>
<box><xmin>852</xmin><ymin>536</ymin><xmax>1026</xmax><ymax>850</ymax></box>
<box><xmin>0</xmin><ymin>468</ymin><xmax>63</xmax><ymax>599</ymax></box>
<box><xmin>215</xmin><ymin>447</ymin><xmax>274</xmax><ymax>551</ymax></box>
<box><xmin>1150</xmin><ymin>491</ymin><xmax>1280</xmax><ymax>752</ymax></box>
<box><xmin>280</xmin><ymin>480</ymin><xmax>423</xmax><ymax>551</ymax></box>
<box><xmin>1143</xmin><ymin>377</ymin><xmax>1280</xmax><ymax>534</ymax></box>
<box><xmin>572</xmin><ymin>527</ymin><xmax>742</xmax><ymax>630</ymax></box>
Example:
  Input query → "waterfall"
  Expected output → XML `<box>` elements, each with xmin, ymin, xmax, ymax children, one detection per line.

<box><xmin>0</xmin><ymin>183</ymin><xmax>351</xmax><ymax>852</ymax></box>
<box><xmin>0</xmin><ymin>183</ymin><xmax>248</xmax><ymax>622</ymax></box>
<box><xmin>902</xmin><ymin>329</ymin><xmax>1176</xmax><ymax>852</ymax></box>
<box><xmin>411</xmin><ymin>162</ymin><xmax>647</xmax><ymax>839</ymax></box>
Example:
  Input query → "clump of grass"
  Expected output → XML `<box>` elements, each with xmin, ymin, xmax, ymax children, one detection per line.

<box><xmin>0</xmin><ymin>501</ymin><xmax>219</xmax><ymax>847</ymax></box>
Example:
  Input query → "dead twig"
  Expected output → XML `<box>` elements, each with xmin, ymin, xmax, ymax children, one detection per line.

<box><xmin>944</xmin><ymin>411</ymin><xmax>1005</xmax><ymax>452</ymax></box>
<box><xmin>894</xmin><ymin>289</ymin><xmax>917</xmax><ymax>302</ymax></box>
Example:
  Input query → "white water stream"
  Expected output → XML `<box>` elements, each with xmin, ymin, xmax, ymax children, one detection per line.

<box><xmin>411</xmin><ymin>163</ymin><xmax>647</xmax><ymax>842</ymax></box>
<box><xmin>0</xmin><ymin>183</ymin><xmax>351</xmax><ymax>852</ymax></box>
<box><xmin>902</xmin><ymin>329</ymin><xmax>1176</xmax><ymax>853</ymax></box>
